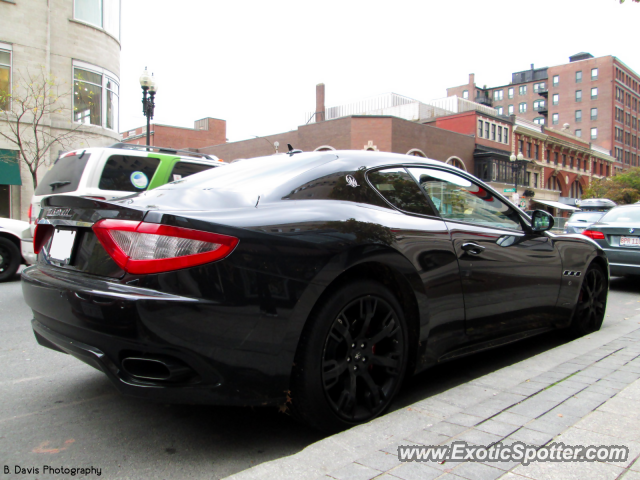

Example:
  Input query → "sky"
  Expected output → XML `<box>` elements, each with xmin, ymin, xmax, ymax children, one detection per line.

<box><xmin>119</xmin><ymin>0</ymin><xmax>640</xmax><ymax>143</ymax></box>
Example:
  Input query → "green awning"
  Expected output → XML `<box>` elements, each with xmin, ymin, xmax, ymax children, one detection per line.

<box><xmin>0</xmin><ymin>149</ymin><xmax>21</xmax><ymax>186</ymax></box>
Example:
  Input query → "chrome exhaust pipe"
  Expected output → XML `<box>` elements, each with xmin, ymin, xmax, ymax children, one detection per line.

<box><xmin>121</xmin><ymin>356</ymin><xmax>192</xmax><ymax>382</ymax></box>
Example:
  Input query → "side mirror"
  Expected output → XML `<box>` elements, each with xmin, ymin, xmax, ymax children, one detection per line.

<box><xmin>531</xmin><ymin>210</ymin><xmax>554</xmax><ymax>232</ymax></box>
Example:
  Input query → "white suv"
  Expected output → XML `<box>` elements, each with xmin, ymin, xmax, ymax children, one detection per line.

<box><xmin>26</xmin><ymin>143</ymin><xmax>225</xmax><ymax>262</ymax></box>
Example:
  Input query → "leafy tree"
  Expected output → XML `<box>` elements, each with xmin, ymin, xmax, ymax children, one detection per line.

<box><xmin>583</xmin><ymin>167</ymin><xmax>640</xmax><ymax>204</ymax></box>
<box><xmin>0</xmin><ymin>67</ymin><xmax>88</xmax><ymax>189</ymax></box>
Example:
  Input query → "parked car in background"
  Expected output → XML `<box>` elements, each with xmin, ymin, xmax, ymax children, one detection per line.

<box><xmin>22</xmin><ymin>150</ymin><xmax>608</xmax><ymax>432</ymax></box>
<box><xmin>563</xmin><ymin>211</ymin><xmax>606</xmax><ymax>234</ymax></box>
<box><xmin>582</xmin><ymin>204</ymin><xmax>640</xmax><ymax>277</ymax></box>
<box><xmin>0</xmin><ymin>217</ymin><xmax>33</xmax><ymax>281</ymax></box>
<box><xmin>28</xmin><ymin>143</ymin><xmax>225</xmax><ymax>236</ymax></box>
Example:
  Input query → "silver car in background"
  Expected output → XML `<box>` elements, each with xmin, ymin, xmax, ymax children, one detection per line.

<box><xmin>582</xmin><ymin>204</ymin><xmax>640</xmax><ymax>277</ymax></box>
<box><xmin>564</xmin><ymin>211</ymin><xmax>606</xmax><ymax>234</ymax></box>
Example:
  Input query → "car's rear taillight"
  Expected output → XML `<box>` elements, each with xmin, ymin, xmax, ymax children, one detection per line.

<box><xmin>92</xmin><ymin>219</ymin><xmax>238</xmax><ymax>274</ymax></box>
<box><xmin>28</xmin><ymin>204</ymin><xmax>32</xmax><ymax>225</ymax></box>
<box><xmin>34</xmin><ymin>224</ymin><xmax>54</xmax><ymax>254</ymax></box>
<box><xmin>582</xmin><ymin>229</ymin><xmax>605</xmax><ymax>240</ymax></box>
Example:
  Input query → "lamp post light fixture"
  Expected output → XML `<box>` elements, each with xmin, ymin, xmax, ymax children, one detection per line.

<box><xmin>509</xmin><ymin>151</ymin><xmax>528</xmax><ymax>206</ymax></box>
<box><xmin>139</xmin><ymin>67</ymin><xmax>158</xmax><ymax>148</ymax></box>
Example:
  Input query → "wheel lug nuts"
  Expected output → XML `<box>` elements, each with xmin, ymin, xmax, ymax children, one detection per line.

<box><xmin>353</xmin><ymin>366</ymin><xmax>358</xmax><ymax>371</ymax></box>
<box><xmin>362</xmin><ymin>357</ymin><xmax>367</xmax><ymax>362</ymax></box>
<box><xmin>360</xmin><ymin>343</ymin><xmax>365</xmax><ymax>348</ymax></box>
<box><xmin>346</xmin><ymin>357</ymin><xmax>351</xmax><ymax>362</ymax></box>
<box><xmin>351</xmin><ymin>343</ymin><xmax>355</xmax><ymax>348</ymax></box>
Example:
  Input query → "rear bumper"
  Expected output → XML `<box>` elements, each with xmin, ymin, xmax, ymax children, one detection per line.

<box><xmin>603</xmin><ymin>247</ymin><xmax>640</xmax><ymax>277</ymax></box>
<box><xmin>20</xmin><ymin>236</ymin><xmax>36</xmax><ymax>264</ymax></box>
<box><xmin>21</xmin><ymin>265</ymin><xmax>292</xmax><ymax>406</ymax></box>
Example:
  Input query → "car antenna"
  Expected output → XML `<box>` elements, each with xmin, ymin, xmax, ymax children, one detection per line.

<box><xmin>287</xmin><ymin>144</ymin><xmax>303</xmax><ymax>157</ymax></box>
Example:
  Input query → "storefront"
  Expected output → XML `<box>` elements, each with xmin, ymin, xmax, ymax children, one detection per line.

<box><xmin>0</xmin><ymin>149</ymin><xmax>21</xmax><ymax>218</ymax></box>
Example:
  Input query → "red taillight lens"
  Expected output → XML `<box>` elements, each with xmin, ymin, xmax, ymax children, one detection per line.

<box><xmin>28</xmin><ymin>204</ymin><xmax>33</xmax><ymax>225</ymax></box>
<box><xmin>92</xmin><ymin>219</ymin><xmax>239</xmax><ymax>274</ymax></box>
<box><xmin>34</xmin><ymin>224</ymin><xmax>54</xmax><ymax>254</ymax></box>
<box><xmin>582</xmin><ymin>229</ymin><xmax>605</xmax><ymax>240</ymax></box>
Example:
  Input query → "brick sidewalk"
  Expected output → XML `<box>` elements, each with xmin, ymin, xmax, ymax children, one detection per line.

<box><xmin>225</xmin><ymin>316</ymin><xmax>640</xmax><ymax>480</ymax></box>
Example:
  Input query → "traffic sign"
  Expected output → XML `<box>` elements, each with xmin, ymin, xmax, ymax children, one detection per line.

<box><xmin>504</xmin><ymin>188</ymin><xmax>516</xmax><ymax>192</ymax></box>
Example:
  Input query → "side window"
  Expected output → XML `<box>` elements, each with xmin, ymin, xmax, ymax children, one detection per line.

<box><xmin>367</xmin><ymin>167</ymin><xmax>436</xmax><ymax>216</ymax></box>
<box><xmin>406</xmin><ymin>168</ymin><xmax>523</xmax><ymax>231</ymax></box>
<box><xmin>170</xmin><ymin>161</ymin><xmax>215</xmax><ymax>181</ymax></box>
<box><xmin>98</xmin><ymin>155</ymin><xmax>160</xmax><ymax>192</ymax></box>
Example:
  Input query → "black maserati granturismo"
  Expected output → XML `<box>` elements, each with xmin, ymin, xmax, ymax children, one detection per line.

<box><xmin>22</xmin><ymin>150</ymin><xmax>608</xmax><ymax>432</ymax></box>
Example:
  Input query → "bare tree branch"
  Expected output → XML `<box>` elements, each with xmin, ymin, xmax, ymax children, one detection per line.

<box><xmin>0</xmin><ymin>66</ymin><xmax>89</xmax><ymax>189</ymax></box>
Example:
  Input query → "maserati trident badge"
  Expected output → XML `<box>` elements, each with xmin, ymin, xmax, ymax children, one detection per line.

<box><xmin>345</xmin><ymin>175</ymin><xmax>359</xmax><ymax>188</ymax></box>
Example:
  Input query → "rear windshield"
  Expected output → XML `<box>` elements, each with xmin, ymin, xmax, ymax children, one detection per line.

<box><xmin>35</xmin><ymin>153</ymin><xmax>90</xmax><ymax>196</ymax></box>
<box><xmin>600</xmin><ymin>207</ymin><xmax>640</xmax><ymax>223</ymax></box>
<box><xmin>568</xmin><ymin>212</ymin><xmax>604</xmax><ymax>223</ymax></box>
<box><xmin>98</xmin><ymin>155</ymin><xmax>160</xmax><ymax>192</ymax></box>
<box><xmin>170</xmin><ymin>161</ymin><xmax>215</xmax><ymax>181</ymax></box>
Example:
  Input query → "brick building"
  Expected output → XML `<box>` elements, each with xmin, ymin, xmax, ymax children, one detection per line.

<box><xmin>121</xmin><ymin>117</ymin><xmax>226</xmax><ymax>150</ymax></box>
<box><xmin>447</xmin><ymin>52</ymin><xmax>640</xmax><ymax>173</ymax></box>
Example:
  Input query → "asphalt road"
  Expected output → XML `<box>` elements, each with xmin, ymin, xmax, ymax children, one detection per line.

<box><xmin>0</xmin><ymin>269</ymin><xmax>638</xmax><ymax>479</ymax></box>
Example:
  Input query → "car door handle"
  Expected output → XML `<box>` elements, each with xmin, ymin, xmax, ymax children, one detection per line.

<box><xmin>461</xmin><ymin>242</ymin><xmax>485</xmax><ymax>255</ymax></box>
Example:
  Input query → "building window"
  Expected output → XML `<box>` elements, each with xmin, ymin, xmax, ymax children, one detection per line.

<box><xmin>463</xmin><ymin>90</ymin><xmax>469</xmax><ymax>99</ymax></box>
<box><xmin>554</xmin><ymin>152</ymin><xmax>559</xmax><ymax>165</ymax></box>
<box><xmin>0</xmin><ymin>47</ymin><xmax>10</xmax><ymax>111</ymax></box>
<box><xmin>508</xmin><ymin>87</ymin><xmax>514</xmax><ymax>99</ymax></box>
<box><xmin>576</xmin><ymin>71</ymin><xmax>582</xmax><ymax>83</ymax></box>
<box><xmin>553</xmin><ymin>75</ymin><xmax>559</xmax><ymax>87</ymax></box>
<box><xmin>498</xmin><ymin>126</ymin><xmax>503</xmax><ymax>142</ymax></box>
<box><xmin>485</xmin><ymin>122</ymin><xmax>490</xmax><ymax>139</ymax></box>
<box><xmin>508</xmin><ymin>104</ymin><xmax>514</xmax><ymax>115</ymax></box>
<box><xmin>478</xmin><ymin>120</ymin><xmax>483</xmax><ymax>137</ymax></box>
<box><xmin>496</xmin><ymin>106</ymin><xmax>504</xmax><ymax>115</ymax></box>
<box><xmin>494</xmin><ymin>90</ymin><xmax>503</xmax><ymax>101</ymax></box>
<box><xmin>73</xmin><ymin>62</ymin><xmax>120</xmax><ymax>131</ymax></box>
<box><xmin>519</xmin><ymin>102</ymin><xmax>527</xmax><ymax>113</ymax></box>
<box><xmin>591</xmin><ymin>68</ymin><xmax>598</xmax><ymax>81</ymax></box>
<box><xmin>591</xmin><ymin>108</ymin><xmax>598</xmax><ymax>120</ymax></box>
<box><xmin>519</xmin><ymin>85</ymin><xmax>527</xmax><ymax>95</ymax></box>
<box><xmin>533</xmin><ymin>99</ymin><xmax>545</xmax><ymax>111</ymax></box>
<box><xmin>575</xmin><ymin>110</ymin><xmax>582</xmax><ymax>122</ymax></box>
<box><xmin>552</xmin><ymin>94</ymin><xmax>559</xmax><ymax>105</ymax></box>
<box><xmin>533</xmin><ymin>82</ymin><xmax>546</xmax><ymax>92</ymax></box>
<box><xmin>533</xmin><ymin>117</ymin><xmax>545</xmax><ymax>125</ymax></box>
<box><xmin>591</xmin><ymin>127</ymin><xmax>598</xmax><ymax>139</ymax></box>
<box><xmin>74</xmin><ymin>0</ymin><xmax>121</xmax><ymax>40</ymax></box>
<box><xmin>491</xmin><ymin>124</ymin><xmax>496</xmax><ymax>141</ymax></box>
<box><xmin>552</xmin><ymin>113</ymin><xmax>559</xmax><ymax>125</ymax></box>
<box><xmin>591</xmin><ymin>87</ymin><xmax>598</xmax><ymax>99</ymax></box>
<box><xmin>575</xmin><ymin>129</ymin><xmax>582</xmax><ymax>137</ymax></box>
<box><xmin>534</xmin><ymin>144</ymin><xmax>539</xmax><ymax>160</ymax></box>
<box><xmin>503</xmin><ymin>127</ymin><xmax>509</xmax><ymax>143</ymax></box>
<box><xmin>527</xmin><ymin>142</ymin><xmax>532</xmax><ymax>158</ymax></box>
<box><xmin>575</xmin><ymin>90</ymin><xmax>582</xmax><ymax>102</ymax></box>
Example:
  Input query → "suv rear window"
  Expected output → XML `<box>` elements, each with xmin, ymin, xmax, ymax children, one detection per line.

<box><xmin>35</xmin><ymin>153</ymin><xmax>91</xmax><ymax>196</ymax></box>
<box><xmin>98</xmin><ymin>155</ymin><xmax>160</xmax><ymax>192</ymax></box>
<box><xmin>170</xmin><ymin>161</ymin><xmax>215</xmax><ymax>181</ymax></box>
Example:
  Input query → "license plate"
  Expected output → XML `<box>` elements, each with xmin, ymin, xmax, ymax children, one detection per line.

<box><xmin>620</xmin><ymin>236</ymin><xmax>640</xmax><ymax>247</ymax></box>
<box><xmin>49</xmin><ymin>229</ymin><xmax>77</xmax><ymax>264</ymax></box>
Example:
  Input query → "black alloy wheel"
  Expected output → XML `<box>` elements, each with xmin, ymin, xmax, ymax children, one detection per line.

<box><xmin>568</xmin><ymin>263</ymin><xmax>607</xmax><ymax>337</ymax></box>
<box><xmin>0</xmin><ymin>237</ymin><xmax>21</xmax><ymax>282</ymax></box>
<box><xmin>291</xmin><ymin>280</ymin><xmax>408</xmax><ymax>433</ymax></box>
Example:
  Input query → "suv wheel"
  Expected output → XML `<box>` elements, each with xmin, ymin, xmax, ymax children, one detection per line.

<box><xmin>0</xmin><ymin>237</ymin><xmax>21</xmax><ymax>282</ymax></box>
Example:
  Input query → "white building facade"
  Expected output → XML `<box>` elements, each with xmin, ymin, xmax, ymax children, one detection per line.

<box><xmin>0</xmin><ymin>0</ymin><xmax>121</xmax><ymax>220</ymax></box>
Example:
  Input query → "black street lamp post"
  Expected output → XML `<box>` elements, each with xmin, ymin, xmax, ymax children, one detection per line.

<box><xmin>509</xmin><ymin>152</ymin><xmax>528</xmax><ymax>207</ymax></box>
<box><xmin>139</xmin><ymin>67</ymin><xmax>158</xmax><ymax>148</ymax></box>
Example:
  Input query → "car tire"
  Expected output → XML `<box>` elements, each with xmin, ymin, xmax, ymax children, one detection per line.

<box><xmin>567</xmin><ymin>263</ymin><xmax>608</xmax><ymax>337</ymax></box>
<box><xmin>0</xmin><ymin>237</ymin><xmax>21</xmax><ymax>282</ymax></box>
<box><xmin>290</xmin><ymin>280</ymin><xmax>409</xmax><ymax>433</ymax></box>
